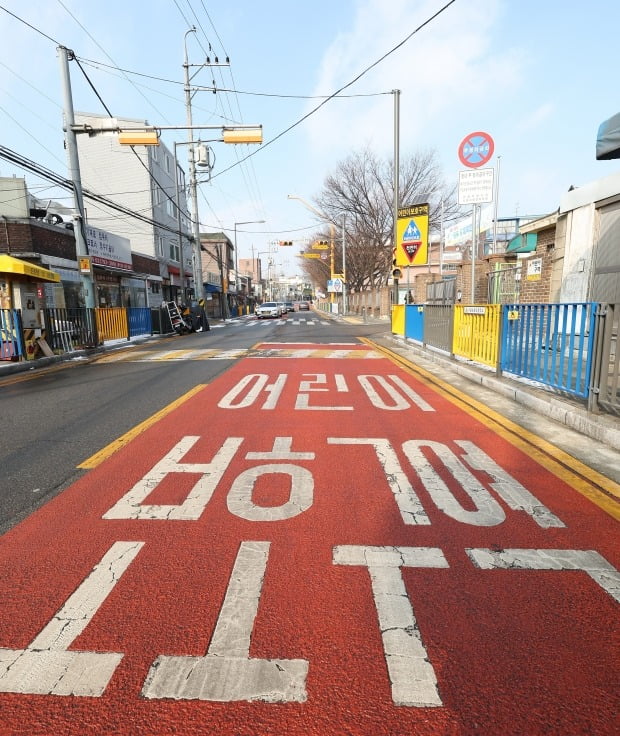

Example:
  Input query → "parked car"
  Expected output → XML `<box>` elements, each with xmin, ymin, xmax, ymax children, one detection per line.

<box><xmin>255</xmin><ymin>302</ymin><xmax>281</xmax><ymax>319</ymax></box>
<box><xmin>284</xmin><ymin>301</ymin><xmax>295</xmax><ymax>312</ymax></box>
<box><xmin>276</xmin><ymin>302</ymin><xmax>288</xmax><ymax>316</ymax></box>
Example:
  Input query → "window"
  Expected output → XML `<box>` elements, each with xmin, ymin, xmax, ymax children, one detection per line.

<box><xmin>169</xmin><ymin>240</ymin><xmax>180</xmax><ymax>262</ymax></box>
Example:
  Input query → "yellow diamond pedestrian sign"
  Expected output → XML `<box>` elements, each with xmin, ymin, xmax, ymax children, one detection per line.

<box><xmin>396</xmin><ymin>204</ymin><xmax>429</xmax><ymax>266</ymax></box>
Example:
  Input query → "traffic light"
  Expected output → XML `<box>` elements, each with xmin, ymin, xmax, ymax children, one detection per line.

<box><xmin>279</xmin><ymin>240</ymin><xmax>293</xmax><ymax>246</ymax></box>
<box><xmin>392</xmin><ymin>247</ymin><xmax>401</xmax><ymax>279</ymax></box>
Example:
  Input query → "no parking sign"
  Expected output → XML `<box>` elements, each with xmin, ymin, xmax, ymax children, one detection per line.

<box><xmin>458</xmin><ymin>131</ymin><xmax>494</xmax><ymax>168</ymax></box>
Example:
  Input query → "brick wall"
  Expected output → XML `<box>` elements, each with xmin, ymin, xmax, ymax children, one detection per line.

<box><xmin>132</xmin><ymin>252</ymin><xmax>161</xmax><ymax>276</ymax></box>
<box><xmin>518</xmin><ymin>226</ymin><xmax>556</xmax><ymax>303</ymax></box>
<box><xmin>0</xmin><ymin>220</ymin><xmax>76</xmax><ymax>259</ymax></box>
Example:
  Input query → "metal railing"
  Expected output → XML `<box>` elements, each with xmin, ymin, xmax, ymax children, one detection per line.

<box><xmin>128</xmin><ymin>307</ymin><xmax>153</xmax><ymax>337</ymax></box>
<box><xmin>500</xmin><ymin>303</ymin><xmax>596</xmax><ymax>399</ymax></box>
<box><xmin>0</xmin><ymin>309</ymin><xmax>24</xmax><ymax>360</ymax></box>
<box><xmin>404</xmin><ymin>305</ymin><xmax>424</xmax><ymax>342</ymax></box>
<box><xmin>43</xmin><ymin>308</ymin><xmax>99</xmax><ymax>352</ymax></box>
<box><xmin>590</xmin><ymin>302</ymin><xmax>620</xmax><ymax>415</ymax></box>
<box><xmin>399</xmin><ymin>301</ymin><xmax>614</xmax><ymax>408</ymax></box>
<box><xmin>453</xmin><ymin>304</ymin><xmax>501</xmax><ymax>368</ymax></box>
<box><xmin>95</xmin><ymin>307</ymin><xmax>129</xmax><ymax>342</ymax></box>
<box><xmin>423</xmin><ymin>304</ymin><xmax>454</xmax><ymax>355</ymax></box>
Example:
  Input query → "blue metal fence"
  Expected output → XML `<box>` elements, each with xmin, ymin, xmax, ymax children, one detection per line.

<box><xmin>128</xmin><ymin>307</ymin><xmax>153</xmax><ymax>337</ymax></box>
<box><xmin>500</xmin><ymin>303</ymin><xmax>596</xmax><ymax>399</ymax></box>
<box><xmin>404</xmin><ymin>305</ymin><xmax>425</xmax><ymax>342</ymax></box>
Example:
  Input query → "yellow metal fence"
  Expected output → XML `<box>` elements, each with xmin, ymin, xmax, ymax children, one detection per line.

<box><xmin>95</xmin><ymin>307</ymin><xmax>129</xmax><ymax>342</ymax></box>
<box><xmin>452</xmin><ymin>304</ymin><xmax>501</xmax><ymax>367</ymax></box>
<box><xmin>391</xmin><ymin>304</ymin><xmax>405</xmax><ymax>336</ymax></box>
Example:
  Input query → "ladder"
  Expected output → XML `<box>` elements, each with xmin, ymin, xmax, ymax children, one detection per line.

<box><xmin>165</xmin><ymin>301</ymin><xmax>190</xmax><ymax>333</ymax></box>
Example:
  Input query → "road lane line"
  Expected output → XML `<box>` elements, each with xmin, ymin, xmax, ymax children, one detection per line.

<box><xmin>77</xmin><ymin>384</ymin><xmax>207</xmax><ymax>469</ymax></box>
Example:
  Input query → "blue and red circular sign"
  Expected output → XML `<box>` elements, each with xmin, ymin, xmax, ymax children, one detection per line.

<box><xmin>458</xmin><ymin>131</ymin><xmax>494</xmax><ymax>168</ymax></box>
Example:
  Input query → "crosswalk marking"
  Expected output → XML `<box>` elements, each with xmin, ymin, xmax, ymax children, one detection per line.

<box><xmin>96</xmin><ymin>347</ymin><xmax>382</xmax><ymax>364</ymax></box>
<box><xmin>210</xmin><ymin>318</ymin><xmax>328</xmax><ymax>329</ymax></box>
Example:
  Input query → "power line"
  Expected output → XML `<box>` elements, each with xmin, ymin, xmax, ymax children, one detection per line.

<box><xmin>210</xmin><ymin>0</ymin><xmax>458</xmax><ymax>181</ymax></box>
<box><xmin>74</xmin><ymin>58</ymin><xmax>390</xmax><ymax>99</ymax></box>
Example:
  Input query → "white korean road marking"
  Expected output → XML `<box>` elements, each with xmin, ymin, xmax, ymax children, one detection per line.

<box><xmin>402</xmin><ymin>440</ymin><xmax>564</xmax><ymax>528</ymax></box>
<box><xmin>218</xmin><ymin>374</ymin><xmax>287</xmax><ymax>410</ymax></box>
<box><xmin>0</xmin><ymin>541</ymin><xmax>143</xmax><ymax>696</ymax></box>
<box><xmin>142</xmin><ymin>541</ymin><xmax>308</xmax><ymax>702</ymax></box>
<box><xmin>103</xmin><ymin>436</ymin><xmax>243</xmax><ymax>520</ymax></box>
<box><xmin>358</xmin><ymin>374</ymin><xmax>434</xmax><ymax>412</ymax></box>
<box><xmin>228</xmin><ymin>464</ymin><xmax>314</xmax><ymax>521</ymax></box>
<box><xmin>328</xmin><ymin>438</ymin><xmax>431</xmax><ymax>525</ymax></box>
<box><xmin>333</xmin><ymin>545</ymin><xmax>448</xmax><ymax>707</ymax></box>
<box><xmin>467</xmin><ymin>548</ymin><xmax>620</xmax><ymax>602</ymax></box>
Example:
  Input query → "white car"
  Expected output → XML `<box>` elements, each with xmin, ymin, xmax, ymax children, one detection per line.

<box><xmin>255</xmin><ymin>302</ymin><xmax>281</xmax><ymax>319</ymax></box>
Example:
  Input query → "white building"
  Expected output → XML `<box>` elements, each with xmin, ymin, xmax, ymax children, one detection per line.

<box><xmin>556</xmin><ymin>170</ymin><xmax>620</xmax><ymax>303</ymax></box>
<box><xmin>74</xmin><ymin>113</ymin><xmax>192</xmax><ymax>303</ymax></box>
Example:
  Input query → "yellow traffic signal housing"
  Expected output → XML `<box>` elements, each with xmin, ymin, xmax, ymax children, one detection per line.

<box><xmin>118</xmin><ymin>130</ymin><xmax>160</xmax><ymax>146</ymax></box>
<box><xmin>392</xmin><ymin>268</ymin><xmax>402</xmax><ymax>279</ymax></box>
<box><xmin>223</xmin><ymin>127</ymin><xmax>263</xmax><ymax>144</ymax></box>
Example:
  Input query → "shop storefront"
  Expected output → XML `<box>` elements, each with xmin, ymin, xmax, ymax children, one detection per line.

<box><xmin>0</xmin><ymin>254</ymin><xmax>61</xmax><ymax>323</ymax></box>
<box><xmin>0</xmin><ymin>254</ymin><xmax>62</xmax><ymax>359</ymax></box>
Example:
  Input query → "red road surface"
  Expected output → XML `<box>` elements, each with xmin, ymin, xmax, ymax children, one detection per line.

<box><xmin>0</xmin><ymin>343</ymin><xmax>618</xmax><ymax>735</ymax></box>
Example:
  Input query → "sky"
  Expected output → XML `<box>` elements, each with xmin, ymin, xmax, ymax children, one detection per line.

<box><xmin>1</xmin><ymin>0</ymin><xmax>619</xmax><ymax>279</ymax></box>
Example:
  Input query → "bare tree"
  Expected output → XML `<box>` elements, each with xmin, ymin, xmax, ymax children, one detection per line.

<box><xmin>300</xmin><ymin>147</ymin><xmax>459</xmax><ymax>292</ymax></box>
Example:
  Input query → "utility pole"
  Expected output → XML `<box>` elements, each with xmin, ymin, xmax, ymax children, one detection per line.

<box><xmin>58</xmin><ymin>46</ymin><xmax>96</xmax><ymax>308</ymax></box>
<box><xmin>341</xmin><ymin>213</ymin><xmax>347</xmax><ymax>316</ymax></box>
<box><xmin>392</xmin><ymin>89</ymin><xmax>401</xmax><ymax>307</ymax></box>
<box><xmin>183</xmin><ymin>28</ymin><xmax>203</xmax><ymax>301</ymax></box>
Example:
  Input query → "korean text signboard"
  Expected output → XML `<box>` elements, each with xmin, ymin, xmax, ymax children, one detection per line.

<box><xmin>458</xmin><ymin>168</ymin><xmax>495</xmax><ymax>204</ymax></box>
<box><xmin>395</xmin><ymin>204</ymin><xmax>429</xmax><ymax>267</ymax></box>
<box><xmin>86</xmin><ymin>225</ymin><xmax>132</xmax><ymax>271</ymax></box>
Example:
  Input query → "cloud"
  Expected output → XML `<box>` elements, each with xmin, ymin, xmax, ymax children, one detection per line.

<box><xmin>303</xmin><ymin>0</ymin><xmax>524</xmax><ymax>167</ymax></box>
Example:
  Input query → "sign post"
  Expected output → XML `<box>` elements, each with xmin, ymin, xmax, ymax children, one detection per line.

<box><xmin>458</xmin><ymin>132</ymin><xmax>495</xmax><ymax>302</ymax></box>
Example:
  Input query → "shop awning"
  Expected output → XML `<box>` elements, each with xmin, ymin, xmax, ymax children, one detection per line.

<box><xmin>0</xmin><ymin>254</ymin><xmax>60</xmax><ymax>282</ymax></box>
<box><xmin>506</xmin><ymin>232</ymin><xmax>538</xmax><ymax>254</ymax></box>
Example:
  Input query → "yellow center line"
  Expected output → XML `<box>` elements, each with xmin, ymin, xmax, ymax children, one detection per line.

<box><xmin>78</xmin><ymin>384</ymin><xmax>207</xmax><ymax>469</ymax></box>
<box><xmin>365</xmin><ymin>338</ymin><xmax>620</xmax><ymax>520</ymax></box>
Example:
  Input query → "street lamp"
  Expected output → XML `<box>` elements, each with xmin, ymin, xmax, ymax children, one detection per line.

<box><xmin>234</xmin><ymin>220</ymin><xmax>265</xmax><ymax>309</ymax></box>
<box><xmin>287</xmin><ymin>195</ymin><xmax>347</xmax><ymax>315</ymax></box>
